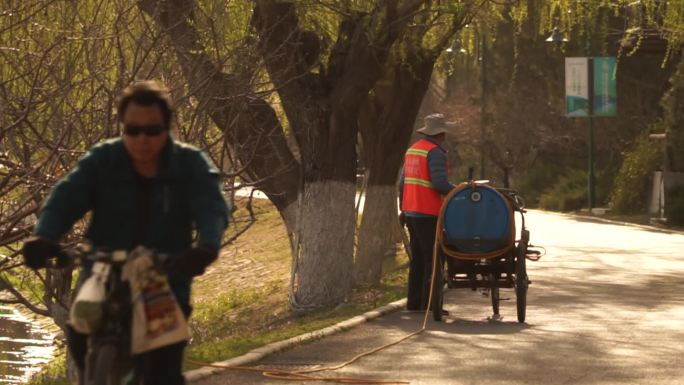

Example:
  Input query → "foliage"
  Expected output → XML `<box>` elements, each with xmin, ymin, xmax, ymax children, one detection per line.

<box><xmin>514</xmin><ymin>161</ymin><xmax>567</xmax><ymax>207</ymax></box>
<box><xmin>537</xmin><ymin>164</ymin><xmax>616</xmax><ymax>212</ymax></box>
<box><xmin>666</xmin><ymin>185</ymin><xmax>684</xmax><ymax>226</ymax></box>
<box><xmin>0</xmin><ymin>0</ymin><xmax>251</xmax><ymax>322</ymax></box>
<box><xmin>507</xmin><ymin>1</ymin><xmax>684</xmax><ymax>63</ymax></box>
<box><xmin>660</xmin><ymin>53</ymin><xmax>684</xmax><ymax>172</ymax></box>
<box><xmin>439</xmin><ymin>0</ymin><xmax>681</xmax><ymax>213</ymax></box>
<box><xmin>610</xmin><ymin>134</ymin><xmax>663</xmax><ymax>214</ymax></box>
<box><xmin>538</xmin><ymin>169</ymin><xmax>587</xmax><ymax>212</ymax></box>
<box><xmin>27</xmin><ymin>347</ymin><xmax>68</xmax><ymax>385</ymax></box>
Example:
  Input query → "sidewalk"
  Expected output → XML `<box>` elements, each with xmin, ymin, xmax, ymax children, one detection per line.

<box><xmin>185</xmin><ymin>299</ymin><xmax>408</xmax><ymax>383</ymax></box>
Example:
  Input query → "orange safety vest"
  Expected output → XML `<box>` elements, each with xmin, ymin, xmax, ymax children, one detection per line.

<box><xmin>401</xmin><ymin>139</ymin><xmax>446</xmax><ymax>216</ymax></box>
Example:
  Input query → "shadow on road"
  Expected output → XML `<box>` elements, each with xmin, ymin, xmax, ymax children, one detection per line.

<box><xmin>427</xmin><ymin>318</ymin><xmax>530</xmax><ymax>335</ymax></box>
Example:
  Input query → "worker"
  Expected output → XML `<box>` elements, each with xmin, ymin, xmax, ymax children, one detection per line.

<box><xmin>399</xmin><ymin>113</ymin><xmax>455</xmax><ymax>312</ymax></box>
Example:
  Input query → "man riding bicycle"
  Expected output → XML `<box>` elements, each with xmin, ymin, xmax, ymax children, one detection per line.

<box><xmin>22</xmin><ymin>80</ymin><xmax>229</xmax><ymax>385</ymax></box>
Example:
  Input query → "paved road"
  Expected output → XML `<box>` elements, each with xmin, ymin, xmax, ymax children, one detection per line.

<box><xmin>195</xmin><ymin>211</ymin><xmax>684</xmax><ymax>385</ymax></box>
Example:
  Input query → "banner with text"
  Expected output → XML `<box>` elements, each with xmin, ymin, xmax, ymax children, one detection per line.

<box><xmin>593</xmin><ymin>57</ymin><xmax>617</xmax><ymax>117</ymax></box>
<box><xmin>565</xmin><ymin>57</ymin><xmax>590</xmax><ymax>117</ymax></box>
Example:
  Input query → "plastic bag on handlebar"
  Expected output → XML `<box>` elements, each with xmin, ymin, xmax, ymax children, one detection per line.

<box><xmin>69</xmin><ymin>262</ymin><xmax>110</xmax><ymax>334</ymax></box>
<box><xmin>122</xmin><ymin>246</ymin><xmax>191</xmax><ymax>354</ymax></box>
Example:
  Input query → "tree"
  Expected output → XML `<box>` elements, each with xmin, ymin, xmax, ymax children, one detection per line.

<box><xmin>0</xmin><ymin>1</ymin><xmax>169</xmax><ymax>379</ymax></box>
<box><xmin>355</xmin><ymin>1</ymin><xmax>480</xmax><ymax>285</ymax></box>
<box><xmin>439</xmin><ymin>0</ymin><xmax>683</xmax><ymax>209</ymax></box>
<box><xmin>0</xmin><ymin>1</ymin><xmax>252</xmax><ymax>378</ymax></box>
<box><xmin>138</xmin><ymin>0</ymin><xmax>432</xmax><ymax>309</ymax></box>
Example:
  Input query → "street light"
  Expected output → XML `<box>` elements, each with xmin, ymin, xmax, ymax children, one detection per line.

<box><xmin>479</xmin><ymin>30</ymin><xmax>487</xmax><ymax>180</ymax></box>
<box><xmin>546</xmin><ymin>27</ymin><xmax>568</xmax><ymax>44</ymax></box>
<box><xmin>546</xmin><ymin>26</ymin><xmax>597</xmax><ymax>210</ymax></box>
<box><xmin>444</xmin><ymin>44</ymin><xmax>467</xmax><ymax>100</ymax></box>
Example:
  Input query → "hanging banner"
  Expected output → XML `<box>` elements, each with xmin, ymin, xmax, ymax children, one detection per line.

<box><xmin>565</xmin><ymin>57</ymin><xmax>590</xmax><ymax>117</ymax></box>
<box><xmin>593</xmin><ymin>57</ymin><xmax>617</xmax><ymax>117</ymax></box>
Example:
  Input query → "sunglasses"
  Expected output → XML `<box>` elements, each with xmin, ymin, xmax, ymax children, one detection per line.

<box><xmin>123</xmin><ymin>124</ymin><xmax>166</xmax><ymax>136</ymax></box>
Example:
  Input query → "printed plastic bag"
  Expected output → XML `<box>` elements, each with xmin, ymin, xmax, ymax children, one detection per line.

<box><xmin>69</xmin><ymin>262</ymin><xmax>110</xmax><ymax>334</ymax></box>
<box><xmin>122</xmin><ymin>247</ymin><xmax>190</xmax><ymax>354</ymax></box>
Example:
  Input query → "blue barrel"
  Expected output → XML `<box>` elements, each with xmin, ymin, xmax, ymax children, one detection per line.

<box><xmin>442</xmin><ymin>185</ymin><xmax>513</xmax><ymax>254</ymax></box>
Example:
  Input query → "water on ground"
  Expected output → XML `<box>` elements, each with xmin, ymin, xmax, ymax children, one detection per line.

<box><xmin>0</xmin><ymin>306</ymin><xmax>55</xmax><ymax>384</ymax></box>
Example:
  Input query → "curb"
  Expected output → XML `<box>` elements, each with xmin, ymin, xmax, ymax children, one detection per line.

<box><xmin>185</xmin><ymin>298</ymin><xmax>408</xmax><ymax>383</ymax></box>
<box><xmin>541</xmin><ymin>209</ymin><xmax>684</xmax><ymax>235</ymax></box>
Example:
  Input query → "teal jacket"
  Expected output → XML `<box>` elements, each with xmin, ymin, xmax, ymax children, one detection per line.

<box><xmin>34</xmin><ymin>137</ymin><xmax>229</xmax><ymax>308</ymax></box>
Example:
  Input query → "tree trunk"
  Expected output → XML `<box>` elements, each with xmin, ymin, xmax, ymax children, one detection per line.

<box><xmin>355</xmin><ymin>50</ymin><xmax>438</xmax><ymax>286</ymax></box>
<box><xmin>252</xmin><ymin>2</ymin><xmax>415</xmax><ymax>305</ymax></box>
<box><xmin>354</xmin><ymin>184</ymin><xmax>400</xmax><ymax>285</ymax></box>
<box><xmin>137</xmin><ymin>0</ymin><xmax>301</xmax><ymax>215</ymax></box>
<box><xmin>290</xmin><ymin>181</ymin><xmax>356</xmax><ymax>309</ymax></box>
<box><xmin>142</xmin><ymin>0</ymin><xmax>424</xmax><ymax>309</ymax></box>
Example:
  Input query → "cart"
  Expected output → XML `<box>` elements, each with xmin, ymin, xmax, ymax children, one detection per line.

<box><xmin>430</xmin><ymin>181</ymin><xmax>538</xmax><ymax>323</ymax></box>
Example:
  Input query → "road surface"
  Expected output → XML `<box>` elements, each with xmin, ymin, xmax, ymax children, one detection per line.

<box><xmin>194</xmin><ymin>210</ymin><xmax>684</xmax><ymax>385</ymax></box>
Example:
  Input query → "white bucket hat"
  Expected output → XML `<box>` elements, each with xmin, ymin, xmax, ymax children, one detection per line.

<box><xmin>416</xmin><ymin>113</ymin><xmax>455</xmax><ymax>136</ymax></box>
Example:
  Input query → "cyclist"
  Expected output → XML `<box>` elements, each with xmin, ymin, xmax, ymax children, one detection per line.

<box><xmin>22</xmin><ymin>80</ymin><xmax>229</xmax><ymax>385</ymax></box>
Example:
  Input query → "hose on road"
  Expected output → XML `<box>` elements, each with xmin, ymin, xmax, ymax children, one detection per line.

<box><xmin>185</xmin><ymin>267</ymin><xmax>437</xmax><ymax>384</ymax></box>
<box><xmin>184</xmin><ymin>226</ymin><xmax>442</xmax><ymax>384</ymax></box>
<box><xmin>184</xmin><ymin>299</ymin><xmax>432</xmax><ymax>384</ymax></box>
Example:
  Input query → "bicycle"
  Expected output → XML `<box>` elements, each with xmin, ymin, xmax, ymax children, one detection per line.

<box><xmin>55</xmin><ymin>245</ymin><xmax>174</xmax><ymax>385</ymax></box>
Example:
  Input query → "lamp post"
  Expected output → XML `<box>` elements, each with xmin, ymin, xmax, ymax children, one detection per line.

<box><xmin>479</xmin><ymin>30</ymin><xmax>487</xmax><ymax>180</ymax></box>
<box><xmin>445</xmin><ymin>44</ymin><xmax>467</xmax><ymax>100</ymax></box>
<box><xmin>546</xmin><ymin>27</ymin><xmax>568</xmax><ymax>44</ymax></box>
<box><xmin>547</xmin><ymin>27</ymin><xmax>596</xmax><ymax>210</ymax></box>
<box><xmin>587</xmin><ymin>61</ymin><xmax>596</xmax><ymax>210</ymax></box>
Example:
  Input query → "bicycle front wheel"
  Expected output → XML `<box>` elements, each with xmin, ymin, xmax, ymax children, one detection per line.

<box><xmin>84</xmin><ymin>342</ymin><xmax>135</xmax><ymax>385</ymax></box>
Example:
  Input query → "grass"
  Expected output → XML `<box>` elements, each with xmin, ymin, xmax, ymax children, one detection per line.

<box><xmin>28</xmin><ymin>198</ymin><xmax>409</xmax><ymax>383</ymax></box>
<box><xmin>570</xmin><ymin>210</ymin><xmax>684</xmax><ymax>232</ymax></box>
<box><xmin>600</xmin><ymin>213</ymin><xmax>652</xmax><ymax>225</ymax></box>
<box><xmin>186</xmin><ymin>196</ymin><xmax>408</xmax><ymax>366</ymax></box>
<box><xmin>26</xmin><ymin>347</ymin><xmax>68</xmax><ymax>385</ymax></box>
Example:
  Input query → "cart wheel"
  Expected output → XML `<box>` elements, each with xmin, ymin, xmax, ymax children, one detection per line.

<box><xmin>515</xmin><ymin>245</ymin><xmax>528</xmax><ymax>323</ymax></box>
<box><xmin>489</xmin><ymin>274</ymin><xmax>500</xmax><ymax>316</ymax></box>
<box><xmin>432</xmin><ymin>261</ymin><xmax>445</xmax><ymax>322</ymax></box>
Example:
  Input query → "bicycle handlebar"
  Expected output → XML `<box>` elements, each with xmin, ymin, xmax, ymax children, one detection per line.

<box><xmin>46</xmin><ymin>244</ymin><xmax>173</xmax><ymax>271</ymax></box>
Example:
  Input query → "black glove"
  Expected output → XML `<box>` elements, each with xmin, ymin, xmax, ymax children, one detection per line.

<box><xmin>22</xmin><ymin>236</ymin><xmax>60</xmax><ymax>270</ymax></box>
<box><xmin>175</xmin><ymin>246</ymin><xmax>218</xmax><ymax>277</ymax></box>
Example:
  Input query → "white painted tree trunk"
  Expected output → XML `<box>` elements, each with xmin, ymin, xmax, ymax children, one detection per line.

<box><xmin>288</xmin><ymin>181</ymin><xmax>355</xmax><ymax>310</ymax></box>
<box><xmin>354</xmin><ymin>184</ymin><xmax>400</xmax><ymax>286</ymax></box>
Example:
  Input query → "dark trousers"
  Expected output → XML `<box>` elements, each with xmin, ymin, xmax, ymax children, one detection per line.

<box><xmin>67</xmin><ymin>304</ymin><xmax>191</xmax><ymax>385</ymax></box>
<box><xmin>136</xmin><ymin>341</ymin><xmax>187</xmax><ymax>385</ymax></box>
<box><xmin>405</xmin><ymin>215</ymin><xmax>438</xmax><ymax>310</ymax></box>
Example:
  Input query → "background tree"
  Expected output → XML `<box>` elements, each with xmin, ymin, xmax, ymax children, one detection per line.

<box><xmin>0</xmin><ymin>3</ymin><xmax>256</xmax><ymax>378</ymax></box>
<box><xmin>138</xmin><ymin>0</ymin><xmax>433</xmax><ymax>309</ymax></box>
<box><xmin>437</xmin><ymin>0</ymin><xmax>681</xmax><ymax>213</ymax></box>
<box><xmin>355</xmin><ymin>1</ymin><xmax>482</xmax><ymax>285</ymax></box>
<box><xmin>4</xmin><ymin>0</ymin><xmax>684</xmax><ymax>350</ymax></box>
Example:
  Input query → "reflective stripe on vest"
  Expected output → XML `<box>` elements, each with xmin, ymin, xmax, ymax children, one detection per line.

<box><xmin>401</xmin><ymin>139</ymin><xmax>444</xmax><ymax>216</ymax></box>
